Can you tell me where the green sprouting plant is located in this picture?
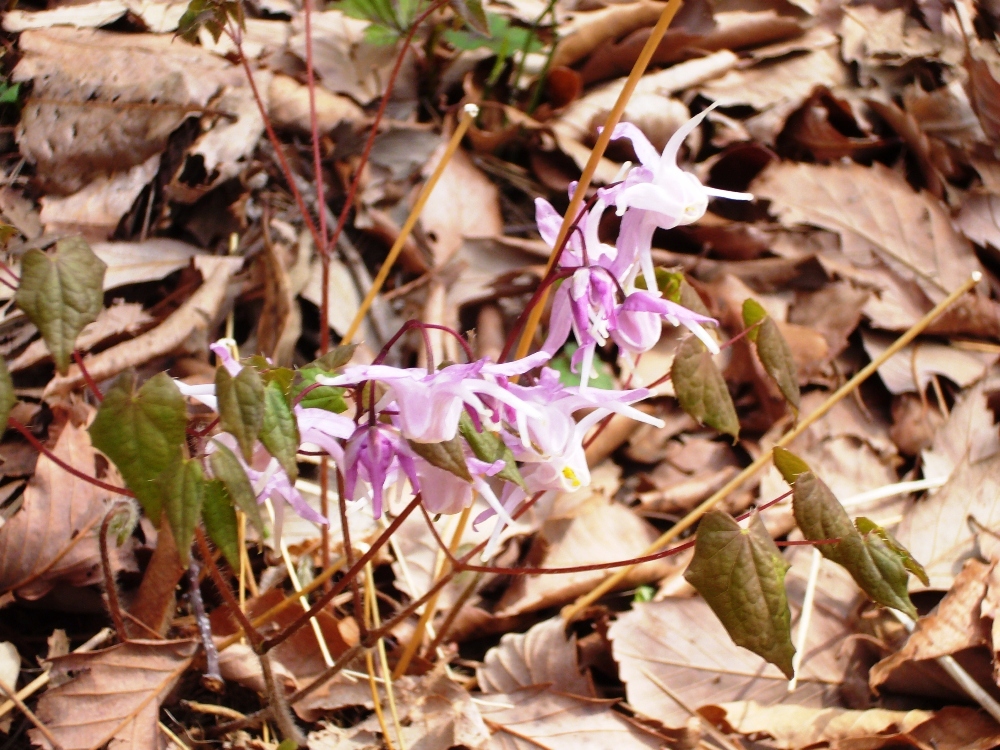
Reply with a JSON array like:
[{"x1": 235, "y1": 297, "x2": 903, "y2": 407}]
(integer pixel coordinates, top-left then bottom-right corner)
[
  {"x1": 336, "y1": 0, "x2": 488, "y2": 44},
  {"x1": 444, "y1": 12, "x2": 544, "y2": 87}
]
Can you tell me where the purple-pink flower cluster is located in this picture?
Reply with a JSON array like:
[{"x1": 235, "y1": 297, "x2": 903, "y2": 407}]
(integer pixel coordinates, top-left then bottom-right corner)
[{"x1": 178, "y1": 109, "x2": 751, "y2": 559}]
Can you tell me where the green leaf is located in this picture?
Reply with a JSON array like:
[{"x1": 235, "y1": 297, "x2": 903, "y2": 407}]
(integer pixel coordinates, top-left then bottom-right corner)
[
  {"x1": 275, "y1": 740, "x2": 299, "y2": 750},
  {"x1": 792, "y1": 472, "x2": 917, "y2": 618},
  {"x1": 203, "y1": 478, "x2": 240, "y2": 570},
  {"x1": 671, "y1": 335, "x2": 739, "y2": 439},
  {"x1": 685, "y1": 510, "x2": 795, "y2": 678},
  {"x1": 450, "y1": 0, "x2": 489, "y2": 34},
  {"x1": 443, "y1": 13, "x2": 543, "y2": 55},
  {"x1": 458, "y1": 411, "x2": 526, "y2": 490},
  {"x1": 741, "y1": 298, "x2": 767, "y2": 342},
  {"x1": 292, "y1": 367, "x2": 348, "y2": 414},
  {"x1": 310, "y1": 344, "x2": 358, "y2": 372},
  {"x1": 856, "y1": 517, "x2": 930, "y2": 587},
  {"x1": 241, "y1": 355, "x2": 295, "y2": 395},
  {"x1": 15, "y1": 237, "x2": 106, "y2": 374},
  {"x1": 742, "y1": 299, "x2": 800, "y2": 411},
  {"x1": 0, "y1": 357, "x2": 16, "y2": 433},
  {"x1": 549, "y1": 341, "x2": 614, "y2": 390},
  {"x1": 633, "y1": 585, "x2": 655, "y2": 603},
  {"x1": 407, "y1": 436, "x2": 472, "y2": 482},
  {"x1": 209, "y1": 440, "x2": 268, "y2": 538},
  {"x1": 0, "y1": 82, "x2": 20, "y2": 106},
  {"x1": 773, "y1": 447, "x2": 811, "y2": 485},
  {"x1": 216, "y1": 365, "x2": 265, "y2": 461},
  {"x1": 159, "y1": 454, "x2": 205, "y2": 567},
  {"x1": 89, "y1": 372, "x2": 187, "y2": 522},
  {"x1": 260, "y1": 380, "x2": 299, "y2": 482}
]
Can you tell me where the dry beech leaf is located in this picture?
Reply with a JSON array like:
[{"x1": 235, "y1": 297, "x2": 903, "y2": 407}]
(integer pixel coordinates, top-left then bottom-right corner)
[
  {"x1": 870, "y1": 558, "x2": 992, "y2": 696},
  {"x1": 753, "y1": 161, "x2": 979, "y2": 301},
  {"x1": 896, "y1": 376, "x2": 1000, "y2": 590},
  {"x1": 609, "y1": 547, "x2": 854, "y2": 728},
  {"x1": 551, "y1": 0, "x2": 668, "y2": 69},
  {"x1": 477, "y1": 686, "x2": 663, "y2": 749},
  {"x1": 267, "y1": 74, "x2": 364, "y2": 135},
  {"x1": 861, "y1": 330, "x2": 995, "y2": 395},
  {"x1": 957, "y1": 192, "x2": 1000, "y2": 250},
  {"x1": 478, "y1": 616, "x2": 593, "y2": 697},
  {"x1": 495, "y1": 495, "x2": 673, "y2": 616},
  {"x1": 216, "y1": 641, "x2": 297, "y2": 696},
  {"x1": 0, "y1": 419, "x2": 130, "y2": 601},
  {"x1": 12, "y1": 27, "x2": 243, "y2": 194},
  {"x1": 418, "y1": 147, "x2": 503, "y2": 267},
  {"x1": 31, "y1": 639, "x2": 196, "y2": 750},
  {"x1": 310, "y1": 669, "x2": 491, "y2": 750}
]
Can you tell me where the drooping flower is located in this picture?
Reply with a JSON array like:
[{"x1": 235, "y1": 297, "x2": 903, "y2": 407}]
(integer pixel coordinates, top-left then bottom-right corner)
[
  {"x1": 318, "y1": 353, "x2": 550, "y2": 444},
  {"x1": 342, "y1": 424, "x2": 420, "y2": 519},
  {"x1": 603, "y1": 105, "x2": 754, "y2": 292}
]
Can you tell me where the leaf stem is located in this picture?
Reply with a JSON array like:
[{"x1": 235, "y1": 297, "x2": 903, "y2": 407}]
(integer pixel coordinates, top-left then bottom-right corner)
[
  {"x1": 7, "y1": 418, "x2": 134, "y2": 497},
  {"x1": 100, "y1": 503, "x2": 131, "y2": 642},
  {"x1": 187, "y1": 558, "x2": 224, "y2": 692},
  {"x1": 73, "y1": 350, "x2": 103, "y2": 402}
]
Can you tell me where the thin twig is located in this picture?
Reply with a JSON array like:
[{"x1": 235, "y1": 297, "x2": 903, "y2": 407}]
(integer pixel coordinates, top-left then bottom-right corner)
[
  {"x1": 0, "y1": 676, "x2": 64, "y2": 750},
  {"x1": 99, "y1": 503, "x2": 131, "y2": 642},
  {"x1": 188, "y1": 558, "x2": 224, "y2": 692}
]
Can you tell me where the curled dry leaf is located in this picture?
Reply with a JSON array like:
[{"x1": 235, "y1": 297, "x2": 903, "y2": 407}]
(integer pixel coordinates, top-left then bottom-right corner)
[
  {"x1": 31, "y1": 639, "x2": 196, "y2": 750},
  {"x1": 0, "y1": 419, "x2": 131, "y2": 601},
  {"x1": 44, "y1": 255, "x2": 240, "y2": 396},
  {"x1": 478, "y1": 686, "x2": 663, "y2": 749},
  {"x1": 752, "y1": 161, "x2": 980, "y2": 302},
  {"x1": 870, "y1": 558, "x2": 993, "y2": 699},
  {"x1": 861, "y1": 329, "x2": 995, "y2": 395},
  {"x1": 267, "y1": 73, "x2": 365, "y2": 135},
  {"x1": 478, "y1": 616, "x2": 593, "y2": 697}
]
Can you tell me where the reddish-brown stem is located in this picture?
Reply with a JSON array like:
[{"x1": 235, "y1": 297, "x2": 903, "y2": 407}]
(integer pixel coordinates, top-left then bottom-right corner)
[
  {"x1": 73, "y1": 350, "x2": 103, "y2": 402},
  {"x1": 0, "y1": 276, "x2": 15, "y2": 292},
  {"x1": 320, "y1": 458, "x2": 331, "y2": 590},
  {"x1": 100, "y1": 503, "x2": 131, "y2": 641},
  {"x1": 325, "y1": 0, "x2": 449, "y2": 262},
  {"x1": 8, "y1": 418, "x2": 134, "y2": 497},
  {"x1": 0, "y1": 259, "x2": 19, "y2": 285},
  {"x1": 260, "y1": 494, "x2": 423, "y2": 653},
  {"x1": 235, "y1": 50, "x2": 323, "y2": 252},
  {"x1": 719, "y1": 319, "x2": 764, "y2": 352},
  {"x1": 196, "y1": 529, "x2": 305, "y2": 744}
]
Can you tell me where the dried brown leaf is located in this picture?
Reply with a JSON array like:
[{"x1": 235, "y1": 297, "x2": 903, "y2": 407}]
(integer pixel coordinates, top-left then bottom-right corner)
[
  {"x1": 861, "y1": 330, "x2": 995, "y2": 395},
  {"x1": 870, "y1": 559, "x2": 992, "y2": 695},
  {"x1": 477, "y1": 686, "x2": 663, "y2": 749},
  {"x1": 752, "y1": 161, "x2": 980, "y2": 301},
  {"x1": 957, "y1": 192, "x2": 1000, "y2": 251},
  {"x1": 478, "y1": 616, "x2": 593, "y2": 697},
  {"x1": 0, "y1": 419, "x2": 130, "y2": 600},
  {"x1": 31, "y1": 639, "x2": 196, "y2": 750},
  {"x1": 609, "y1": 548, "x2": 854, "y2": 728},
  {"x1": 267, "y1": 73, "x2": 365, "y2": 134},
  {"x1": 12, "y1": 27, "x2": 242, "y2": 194}
]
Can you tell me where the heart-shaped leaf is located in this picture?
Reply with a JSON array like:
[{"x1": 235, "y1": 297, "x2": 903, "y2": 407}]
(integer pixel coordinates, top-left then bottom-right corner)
[
  {"x1": 792, "y1": 471, "x2": 917, "y2": 617},
  {"x1": 671, "y1": 335, "x2": 739, "y2": 439},
  {"x1": 209, "y1": 440, "x2": 267, "y2": 538},
  {"x1": 450, "y1": 0, "x2": 489, "y2": 34},
  {"x1": 407, "y1": 436, "x2": 473, "y2": 482},
  {"x1": 202, "y1": 478, "x2": 240, "y2": 570},
  {"x1": 459, "y1": 412, "x2": 526, "y2": 490},
  {"x1": 159, "y1": 455, "x2": 205, "y2": 566},
  {"x1": 15, "y1": 237, "x2": 106, "y2": 374},
  {"x1": 856, "y1": 517, "x2": 929, "y2": 587},
  {"x1": 685, "y1": 509, "x2": 795, "y2": 677},
  {"x1": 216, "y1": 365, "x2": 265, "y2": 461},
  {"x1": 89, "y1": 372, "x2": 187, "y2": 521},
  {"x1": 743, "y1": 299, "x2": 800, "y2": 411},
  {"x1": 260, "y1": 380, "x2": 299, "y2": 482},
  {"x1": 310, "y1": 344, "x2": 358, "y2": 372},
  {"x1": 0, "y1": 357, "x2": 16, "y2": 433}
]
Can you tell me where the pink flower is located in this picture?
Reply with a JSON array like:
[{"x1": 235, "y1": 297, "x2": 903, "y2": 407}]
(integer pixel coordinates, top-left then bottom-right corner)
[
  {"x1": 342, "y1": 424, "x2": 420, "y2": 519},
  {"x1": 319, "y1": 354, "x2": 549, "y2": 443}
]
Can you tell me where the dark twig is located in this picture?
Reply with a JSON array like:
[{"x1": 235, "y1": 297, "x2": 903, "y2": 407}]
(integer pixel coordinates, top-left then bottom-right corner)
[
  {"x1": 188, "y1": 558, "x2": 223, "y2": 692},
  {"x1": 99, "y1": 502, "x2": 133, "y2": 642}
]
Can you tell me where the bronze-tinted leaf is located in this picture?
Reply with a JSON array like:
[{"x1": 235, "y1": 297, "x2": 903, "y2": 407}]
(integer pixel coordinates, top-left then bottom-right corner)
[
  {"x1": 671, "y1": 335, "x2": 739, "y2": 439},
  {"x1": 793, "y1": 471, "x2": 917, "y2": 617},
  {"x1": 202, "y1": 478, "x2": 239, "y2": 570},
  {"x1": 0, "y1": 357, "x2": 15, "y2": 433},
  {"x1": 159, "y1": 454, "x2": 205, "y2": 566},
  {"x1": 260, "y1": 379, "x2": 299, "y2": 482},
  {"x1": 209, "y1": 440, "x2": 267, "y2": 538},
  {"x1": 407, "y1": 436, "x2": 472, "y2": 482},
  {"x1": 685, "y1": 510, "x2": 795, "y2": 677}
]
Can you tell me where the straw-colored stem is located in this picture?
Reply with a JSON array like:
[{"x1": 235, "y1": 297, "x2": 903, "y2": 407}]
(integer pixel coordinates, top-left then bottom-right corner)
[
  {"x1": 367, "y1": 560, "x2": 405, "y2": 750},
  {"x1": 512, "y1": 0, "x2": 684, "y2": 361},
  {"x1": 392, "y1": 506, "x2": 471, "y2": 678},
  {"x1": 563, "y1": 273, "x2": 982, "y2": 621},
  {"x1": 342, "y1": 105, "x2": 479, "y2": 344},
  {"x1": 364, "y1": 562, "x2": 398, "y2": 750}
]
